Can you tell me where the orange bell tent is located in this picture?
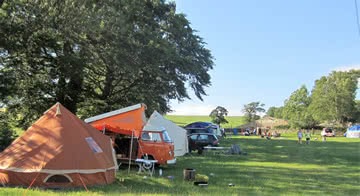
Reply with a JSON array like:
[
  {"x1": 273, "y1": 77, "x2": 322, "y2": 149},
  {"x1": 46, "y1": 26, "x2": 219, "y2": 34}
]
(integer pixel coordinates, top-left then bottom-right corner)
[{"x1": 0, "y1": 103, "x2": 117, "y2": 188}]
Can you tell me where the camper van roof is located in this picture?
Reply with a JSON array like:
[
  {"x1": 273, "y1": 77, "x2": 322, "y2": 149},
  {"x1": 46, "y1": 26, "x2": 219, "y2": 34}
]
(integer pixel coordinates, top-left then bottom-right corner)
[{"x1": 85, "y1": 104, "x2": 144, "y2": 123}]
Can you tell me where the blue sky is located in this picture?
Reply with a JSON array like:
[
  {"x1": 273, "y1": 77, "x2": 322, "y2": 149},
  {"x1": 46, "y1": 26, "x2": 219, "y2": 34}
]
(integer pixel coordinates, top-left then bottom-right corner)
[{"x1": 169, "y1": 0, "x2": 360, "y2": 116}]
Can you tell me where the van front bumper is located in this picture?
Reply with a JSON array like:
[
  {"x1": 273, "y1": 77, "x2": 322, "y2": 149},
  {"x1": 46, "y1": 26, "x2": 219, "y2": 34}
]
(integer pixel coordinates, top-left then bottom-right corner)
[{"x1": 167, "y1": 158, "x2": 176, "y2": 164}]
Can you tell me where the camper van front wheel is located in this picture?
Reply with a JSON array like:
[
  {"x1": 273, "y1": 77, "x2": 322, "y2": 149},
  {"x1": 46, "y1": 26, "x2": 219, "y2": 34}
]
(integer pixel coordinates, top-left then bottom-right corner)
[{"x1": 141, "y1": 155, "x2": 154, "y2": 170}]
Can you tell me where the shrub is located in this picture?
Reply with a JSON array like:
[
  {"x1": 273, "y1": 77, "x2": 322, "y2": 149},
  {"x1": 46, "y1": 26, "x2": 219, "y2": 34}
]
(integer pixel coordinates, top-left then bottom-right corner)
[{"x1": 195, "y1": 174, "x2": 209, "y2": 182}]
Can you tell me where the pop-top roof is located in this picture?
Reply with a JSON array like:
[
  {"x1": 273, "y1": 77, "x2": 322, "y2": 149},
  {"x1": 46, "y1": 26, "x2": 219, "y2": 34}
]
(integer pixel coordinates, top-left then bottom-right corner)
[
  {"x1": 84, "y1": 104, "x2": 147, "y2": 137},
  {"x1": 85, "y1": 104, "x2": 143, "y2": 123}
]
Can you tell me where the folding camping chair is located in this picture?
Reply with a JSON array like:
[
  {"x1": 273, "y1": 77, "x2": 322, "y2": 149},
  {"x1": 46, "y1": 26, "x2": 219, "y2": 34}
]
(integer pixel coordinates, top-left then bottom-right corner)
[{"x1": 135, "y1": 158, "x2": 158, "y2": 177}]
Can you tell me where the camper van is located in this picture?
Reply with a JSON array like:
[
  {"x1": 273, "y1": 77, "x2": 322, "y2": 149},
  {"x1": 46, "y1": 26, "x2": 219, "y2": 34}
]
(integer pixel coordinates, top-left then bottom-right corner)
[{"x1": 84, "y1": 104, "x2": 176, "y2": 167}]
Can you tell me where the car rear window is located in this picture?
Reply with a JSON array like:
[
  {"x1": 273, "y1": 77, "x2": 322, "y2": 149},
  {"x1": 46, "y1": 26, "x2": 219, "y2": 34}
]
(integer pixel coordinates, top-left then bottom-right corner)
[{"x1": 198, "y1": 135, "x2": 208, "y2": 140}]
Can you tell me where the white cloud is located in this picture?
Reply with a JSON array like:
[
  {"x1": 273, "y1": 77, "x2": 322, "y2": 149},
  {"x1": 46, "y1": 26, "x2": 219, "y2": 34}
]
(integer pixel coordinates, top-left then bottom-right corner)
[{"x1": 168, "y1": 104, "x2": 216, "y2": 115}]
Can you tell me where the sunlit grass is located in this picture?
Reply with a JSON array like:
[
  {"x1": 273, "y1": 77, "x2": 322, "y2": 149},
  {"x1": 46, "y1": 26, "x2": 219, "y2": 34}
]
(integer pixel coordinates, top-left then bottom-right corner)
[{"x1": 1, "y1": 135, "x2": 359, "y2": 196}]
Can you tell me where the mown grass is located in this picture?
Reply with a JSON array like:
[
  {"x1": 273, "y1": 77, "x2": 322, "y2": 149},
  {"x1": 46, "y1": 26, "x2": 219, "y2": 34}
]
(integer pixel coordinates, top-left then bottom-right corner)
[
  {"x1": 1, "y1": 135, "x2": 359, "y2": 196},
  {"x1": 165, "y1": 115, "x2": 247, "y2": 128}
]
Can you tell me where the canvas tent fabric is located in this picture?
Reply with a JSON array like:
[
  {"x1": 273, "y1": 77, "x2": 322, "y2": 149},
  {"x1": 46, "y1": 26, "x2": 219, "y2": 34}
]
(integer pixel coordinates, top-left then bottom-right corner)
[
  {"x1": 85, "y1": 104, "x2": 147, "y2": 138},
  {"x1": 0, "y1": 103, "x2": 117, "y2": 187},
  {"x1": 347, "y1": 125, "x2": 360, "y2": 138},
  {"x1": 145, "y1": 111, "x2": 188, "y2": 156},
  {"x1": 143, "y1": 123, "x2": 165, "y2": 132}
]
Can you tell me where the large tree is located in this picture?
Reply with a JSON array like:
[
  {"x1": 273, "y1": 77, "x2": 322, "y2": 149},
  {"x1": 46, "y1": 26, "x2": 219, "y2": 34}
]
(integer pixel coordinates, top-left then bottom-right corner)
[
  {"x1": 209, "y1": 106, "x2": 229, "y2": 125},
  {"x1": 242, "y1": 102, "x2": 265, "y2": 123},
  {"x1": 267, "y1": 106, "x2": 284, "y2": 119},
  {"x1": 0, "y1": 0, "x2": 214, "y2": 127},
  {"x1": 309, "y1": 71, "x2": 358, "y2": 125},
  {"x1": 266, "y1": 107, "x2": 277, "y2": 117},
  {"x1": 353, "y1": 100, "x2": 360, "y2": 123},
  {"x1": 282, "y1": 85, "x2": 317, "y2": 129}
]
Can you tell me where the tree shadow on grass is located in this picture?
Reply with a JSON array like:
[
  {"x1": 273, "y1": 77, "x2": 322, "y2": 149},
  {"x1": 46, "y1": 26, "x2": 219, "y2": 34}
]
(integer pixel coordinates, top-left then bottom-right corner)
[
  {"x1": 87, "y1": 136, "x2": 360, "y2": 196},
  {"x1": 221, "y1": 136, "x2": 360, "y2": 166},
  {"x1": 189, "y1": 136, "x2": 360, "y2": 195}
]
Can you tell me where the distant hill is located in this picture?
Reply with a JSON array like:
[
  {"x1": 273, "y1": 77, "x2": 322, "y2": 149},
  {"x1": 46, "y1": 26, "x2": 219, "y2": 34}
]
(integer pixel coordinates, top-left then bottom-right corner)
[{"x1": 164, "y1": 115, "x2": 247, "y2": 128}]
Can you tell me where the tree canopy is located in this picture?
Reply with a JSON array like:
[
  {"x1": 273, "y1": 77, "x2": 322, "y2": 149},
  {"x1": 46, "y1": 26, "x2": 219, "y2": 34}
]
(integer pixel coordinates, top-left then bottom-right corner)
[
  {"x1": 209, "y1": 106, "x2": 229, "y2": 125},
  {"x1": 0, "y1": 0, "x2": 214, "y2": 128},
  {"x1": 266, "y1": 106, "x2": 284, "y2": 119},
  {"x1": 309, "y1": 71, "x2": 358, "y2": 125},
  {"x1": 267, "y1": 70, "x2": 360, "y2": 128},
  {"x1": 242, "y1": 102, "x2": 265, "y2": 123},
  {"x1": 282, "y1": 85, "x2": 316, "y2": 129}
]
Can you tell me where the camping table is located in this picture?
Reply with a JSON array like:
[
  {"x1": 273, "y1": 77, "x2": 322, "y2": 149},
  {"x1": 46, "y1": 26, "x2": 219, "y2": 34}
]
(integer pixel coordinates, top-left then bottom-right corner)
[
  {"x1": 135, "y1": 159, "x2": 158, "y2": 177},
  {"x1": 203, "y1": 146, "x2": 226, "y2": 150}
]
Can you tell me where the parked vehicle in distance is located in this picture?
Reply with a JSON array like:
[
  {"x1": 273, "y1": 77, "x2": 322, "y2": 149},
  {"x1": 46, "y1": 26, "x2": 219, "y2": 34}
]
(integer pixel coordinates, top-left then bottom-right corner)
[
  {"x1": 188, "y1": 133, "x2": 219, "y2": 154},
  {"x1": 186, "y1": 127, "x2": 214, "y2": 135},
  {"x1": 322, "y1": 128, "x2": 336, "y2": 137},
  {"x1": 184, "y1": 121, "x2": 222, "y2": 137}
]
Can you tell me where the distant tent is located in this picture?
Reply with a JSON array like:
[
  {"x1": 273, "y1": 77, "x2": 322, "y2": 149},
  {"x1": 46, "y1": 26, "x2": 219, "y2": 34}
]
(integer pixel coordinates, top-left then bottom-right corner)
[
  {"x1": 238, "y1": 117, "x2": 288, "y2": 130},
  {"x1": 145, "y1": 111, "x2": 189, "y2": 156},
  {"x1": 0, "y1": 103, "x2": 117, "y2": 188},
  {"x1": 346, "y1": 125, "x2": 360, "y2": 138}
]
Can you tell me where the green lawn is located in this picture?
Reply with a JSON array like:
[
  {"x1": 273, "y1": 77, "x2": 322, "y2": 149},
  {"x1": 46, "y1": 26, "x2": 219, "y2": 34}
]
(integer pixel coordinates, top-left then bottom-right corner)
[
  {"x1": 1, "y1": 135, "x2": 360, "y2": 196},
  {"x1": 165, "y1": 115, "x2": 247, "y2": 128}
]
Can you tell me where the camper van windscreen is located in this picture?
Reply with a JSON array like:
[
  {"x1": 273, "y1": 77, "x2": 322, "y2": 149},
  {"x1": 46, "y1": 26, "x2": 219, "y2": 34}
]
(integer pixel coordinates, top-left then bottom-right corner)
[{"x1": 162, "y1": 130, "x2": 172, "y2": 143}]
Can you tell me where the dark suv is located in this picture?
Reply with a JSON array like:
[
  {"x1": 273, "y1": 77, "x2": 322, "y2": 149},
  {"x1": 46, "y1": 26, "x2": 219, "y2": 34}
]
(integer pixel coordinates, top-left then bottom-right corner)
[
  {"x1": 186, "y1": 127, "x2": 214, "y2": 135},
  {"x1": 185, "y1": 122, "x2": 217, "y2": 135},
  {"x1": 188, "y1": 133, "x2": 219, "y2": 154}
]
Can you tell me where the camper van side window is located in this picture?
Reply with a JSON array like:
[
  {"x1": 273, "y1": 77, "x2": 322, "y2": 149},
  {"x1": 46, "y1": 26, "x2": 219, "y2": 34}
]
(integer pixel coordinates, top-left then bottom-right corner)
[
  {"x1": 142, "y1": 132, "x2": 162, "y2": 142},
  {"x1": 150, "y1": 133, "x2": 162, "y2": 142},
  {"x1": 142, "y1": 132, "x2": 151, "y2": 141}
]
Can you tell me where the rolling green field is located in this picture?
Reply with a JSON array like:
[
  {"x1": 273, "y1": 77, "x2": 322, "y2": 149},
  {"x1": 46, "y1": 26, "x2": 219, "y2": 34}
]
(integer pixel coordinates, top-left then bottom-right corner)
[
  {"x1": 1, "y1": 134, "x2": 359, "y2": 196},
  {"x1": 165, "y1": 115, "x2": 247, "y2": 128}
]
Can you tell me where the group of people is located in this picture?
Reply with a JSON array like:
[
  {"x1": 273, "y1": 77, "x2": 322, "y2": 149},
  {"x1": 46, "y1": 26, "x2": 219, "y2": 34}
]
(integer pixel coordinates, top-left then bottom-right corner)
[
  {"x1": 239, "y1": 127, "x2": 331, "y2": 144},
  {"x1": 259, "y1": 130, "x2": 280, "y2": 140},
  {"x1": 297, "y1": 129, "x2": 312, "y2": 144}
]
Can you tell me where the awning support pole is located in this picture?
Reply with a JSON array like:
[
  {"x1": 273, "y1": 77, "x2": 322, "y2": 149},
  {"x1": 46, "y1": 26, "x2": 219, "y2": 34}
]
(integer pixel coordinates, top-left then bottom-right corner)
[{"x1": 128, "y1": 130, "x2": 134, "y2": 173}]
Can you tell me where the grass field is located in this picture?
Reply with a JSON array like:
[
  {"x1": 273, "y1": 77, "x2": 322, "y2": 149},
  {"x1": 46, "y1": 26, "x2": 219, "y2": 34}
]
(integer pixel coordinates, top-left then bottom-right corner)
[
  {"x1": 1, "y1": 134, "x2": 359, "y2": 196},
  {"x1": 165, "y1": 115, "x2": 247, "y2": 128}
]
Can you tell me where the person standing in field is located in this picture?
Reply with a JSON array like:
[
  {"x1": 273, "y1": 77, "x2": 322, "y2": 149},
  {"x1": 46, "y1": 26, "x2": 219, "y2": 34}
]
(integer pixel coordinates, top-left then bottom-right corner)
[
  {"x1": 321, "y1": 128, "x2": 327, "y2": 142},
  {"x1": 297, "y1": 129, "x2": 303, "y2": 144},
  {"x1": 258, "y1": 128, "x2": 262, "y2": 137},
  {"x1": 305, "y1": 129, "x2": 311, "y2": 144}
]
